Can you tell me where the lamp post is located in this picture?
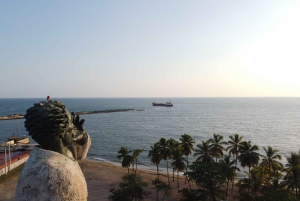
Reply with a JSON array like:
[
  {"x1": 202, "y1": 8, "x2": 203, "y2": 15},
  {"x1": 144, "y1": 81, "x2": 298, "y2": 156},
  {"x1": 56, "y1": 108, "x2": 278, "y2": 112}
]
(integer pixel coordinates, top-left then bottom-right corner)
[{"x1": 5, "y1": 149, "x2": 7, "y2": 175}]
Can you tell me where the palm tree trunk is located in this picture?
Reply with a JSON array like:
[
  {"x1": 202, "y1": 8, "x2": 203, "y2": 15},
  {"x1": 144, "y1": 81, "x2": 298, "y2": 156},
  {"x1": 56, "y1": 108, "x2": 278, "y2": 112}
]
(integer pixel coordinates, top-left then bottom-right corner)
[
  {"x1": 135, "y1": 160, "x2": 137, "y2": 174},
  {"x1": 185, "y1": 156, "x2": 188, "y2": 184},
  {"x1": 231, "y1": 177, "x2": 235, "y2": 194},
  {"x1": 186, "y1": 156, "x2": 192, "y2": 189},
  {"x1": 166, "y1": 159, "x2": 170, "y2": 185},
  {"x1": 157, "y1": 164, "x2": 159, "y2": 180},
  {"x1": 232, "y1": 154, "x2": 238, "y2": 194},
  {"x1": 249, "y1": 166, "x2": 251, "y2": 178},
  {"x1": 177, "y1": 171, "x2": 179, "y2": 188},
  {"x1": 226, "y1": 180, "x2": 229, "y2": 197},
  {"x1": 187, "y1": 173, "x2": 191, "y2": 190},
  {"x1": 173, "y1": 168, "x2": 175, "y2": 182}
]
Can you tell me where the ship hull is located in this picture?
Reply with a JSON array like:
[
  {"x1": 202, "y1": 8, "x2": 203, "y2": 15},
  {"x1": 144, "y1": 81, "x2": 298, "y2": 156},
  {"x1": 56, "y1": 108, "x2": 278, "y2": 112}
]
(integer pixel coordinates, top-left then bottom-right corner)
[{"x1": 152, "y1": 103, "x2": 173, "y2": 107}]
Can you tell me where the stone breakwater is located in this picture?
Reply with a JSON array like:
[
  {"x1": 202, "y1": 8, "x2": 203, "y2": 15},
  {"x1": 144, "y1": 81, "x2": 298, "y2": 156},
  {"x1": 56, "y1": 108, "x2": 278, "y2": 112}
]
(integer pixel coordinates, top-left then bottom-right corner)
[
  {"x1": 73, "y1": 109, "x2": 134, "y2": 115},
  {"x1": 0, "y1": 109, "x2": 136, "y2": 121},
  {"x1": 0, "y1": 114, "x2": 24, "y2": 121}
]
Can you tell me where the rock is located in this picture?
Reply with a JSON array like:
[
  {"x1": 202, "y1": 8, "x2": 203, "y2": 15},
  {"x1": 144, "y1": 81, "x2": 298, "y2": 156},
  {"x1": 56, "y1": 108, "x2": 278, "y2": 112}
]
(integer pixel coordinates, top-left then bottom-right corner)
[{"x1": 15, "y1": 147, "x2": 88, "y2": 201}]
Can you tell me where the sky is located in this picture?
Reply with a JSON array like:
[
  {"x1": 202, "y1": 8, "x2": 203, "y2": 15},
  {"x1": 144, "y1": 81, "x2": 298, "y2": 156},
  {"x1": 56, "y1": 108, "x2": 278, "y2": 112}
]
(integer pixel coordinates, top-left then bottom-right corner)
[{"x1": 0, "y1": 1, "x2": 299, "y2": 98}]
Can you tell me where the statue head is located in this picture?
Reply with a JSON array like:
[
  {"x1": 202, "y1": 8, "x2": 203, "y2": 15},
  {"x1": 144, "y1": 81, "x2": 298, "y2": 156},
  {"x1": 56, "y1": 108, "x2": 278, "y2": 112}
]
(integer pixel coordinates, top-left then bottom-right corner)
[{"x1": 24, "y1": 100, "x2": 89, "y2": 159}]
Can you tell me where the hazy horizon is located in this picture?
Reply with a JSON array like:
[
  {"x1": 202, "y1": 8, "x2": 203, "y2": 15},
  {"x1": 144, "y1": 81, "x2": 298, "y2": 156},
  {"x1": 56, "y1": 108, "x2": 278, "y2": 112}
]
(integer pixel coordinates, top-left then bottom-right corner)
[
  {"x1": 1, "y1": 1, "x2": 299, "y2": 98},
  {"x1": 1, "y1": 96, "x2": 299, "y2": 99}
]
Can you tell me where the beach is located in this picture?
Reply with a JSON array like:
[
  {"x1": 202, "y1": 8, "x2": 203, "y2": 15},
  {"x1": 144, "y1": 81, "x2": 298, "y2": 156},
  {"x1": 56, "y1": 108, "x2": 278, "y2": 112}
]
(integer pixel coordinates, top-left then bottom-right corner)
[{"x1": 0, "y1": 159, "x2": 193, "y2": 201}]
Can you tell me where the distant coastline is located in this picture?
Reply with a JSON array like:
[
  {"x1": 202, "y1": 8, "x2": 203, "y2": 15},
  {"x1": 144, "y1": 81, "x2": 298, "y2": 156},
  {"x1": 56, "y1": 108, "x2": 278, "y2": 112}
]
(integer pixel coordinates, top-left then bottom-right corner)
[{"x1": 0, "y1": 109, "x2": 136, "y2": 121}]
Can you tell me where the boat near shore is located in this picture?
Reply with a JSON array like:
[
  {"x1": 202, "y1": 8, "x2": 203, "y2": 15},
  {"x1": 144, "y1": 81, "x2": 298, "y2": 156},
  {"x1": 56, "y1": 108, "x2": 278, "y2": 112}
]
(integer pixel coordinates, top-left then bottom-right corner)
[
  {"x1": 0, "y1": 134, "x2": 31, "y2": 153},
  {"x1": 152, "y1": 101, "x2": 173, "y2": 107}
]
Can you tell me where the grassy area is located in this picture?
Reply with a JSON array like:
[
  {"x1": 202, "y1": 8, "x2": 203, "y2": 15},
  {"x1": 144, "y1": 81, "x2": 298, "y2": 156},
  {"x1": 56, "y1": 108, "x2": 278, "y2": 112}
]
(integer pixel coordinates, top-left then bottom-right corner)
[{"x1": 0, "y1": 164, "x2": 24, "y2": 184}]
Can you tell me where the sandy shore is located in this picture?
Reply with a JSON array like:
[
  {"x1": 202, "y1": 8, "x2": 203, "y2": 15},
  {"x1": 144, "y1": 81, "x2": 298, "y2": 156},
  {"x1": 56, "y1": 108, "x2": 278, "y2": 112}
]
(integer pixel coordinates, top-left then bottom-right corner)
[{"x1": 0, "y1": 159, "x2": 239, "y2": 201}]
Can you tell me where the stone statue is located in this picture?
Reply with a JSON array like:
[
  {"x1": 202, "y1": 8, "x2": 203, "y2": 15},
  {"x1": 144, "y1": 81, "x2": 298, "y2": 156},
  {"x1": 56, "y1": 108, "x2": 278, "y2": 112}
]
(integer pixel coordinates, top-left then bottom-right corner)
[{"x1": 15, "y1": 100, "x2": 91, "y2": 201}]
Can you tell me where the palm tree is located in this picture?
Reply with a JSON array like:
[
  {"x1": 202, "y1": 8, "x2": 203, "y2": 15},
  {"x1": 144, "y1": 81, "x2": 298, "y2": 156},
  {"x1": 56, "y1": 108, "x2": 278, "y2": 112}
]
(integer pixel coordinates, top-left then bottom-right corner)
[
  {"x1": 236, "y1": 167, "x2": 265, "y2": 197},
  {"x1": 179, "y1": 133, "x2": 195, "y2": 168},
  {"x1": 171, "y1": 146, "x2": 186, "y2": 188},
  {"x1": 282, "y1": 167, "x2": 300, "y2": 198},
  {"x1": 132, "y1": 148, "x2": 144, "y2": 174},
  {"x1": 219, "y1": 155, "x2": 240, "y2": 197},
  {"x1": 117, "y1": 147, "x2": 133, "y2": 173},
  {"x1": 179, "y1": 133, "x2": 195, "y2": 187},
  {"x1": 226, "y1": 133, "x2": 243, "y2": 194},
  {"x1": 227, "y1": 133, "x2": 243, "y2": 164},
  {"x1": 238, "y1": 141, "x2": 260, "y2": 177},
  {"x1": 194, "y1": 140, "x2": 214, "y2": 163},
  {"x1": 148, "y1": 142, "x2": 162, "y2": 180},
  {"x1": 168, "y1": 139, "x2": 180, "y2": 182},
  {"x1": 209, "y1": 133, "x2": 227, "y2": 162},
  {"x1": 260, "y1": 146, "x2": 283, "y2": 174},
  {"x1": 282, "y1": 152, "x2": 300, "y2": 198},
  {"x1": 285, "y1": 152, "x2": 300, "y2": 170},
  {"x1": 158, "y1": 137, "x2": 172, "y2": 184}
]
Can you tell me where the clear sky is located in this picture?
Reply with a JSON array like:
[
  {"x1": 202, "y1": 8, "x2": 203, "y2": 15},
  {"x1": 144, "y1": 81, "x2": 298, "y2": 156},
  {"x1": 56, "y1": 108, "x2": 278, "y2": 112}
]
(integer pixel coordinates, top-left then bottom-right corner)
[{"x1": 1, "y1": 1, "x2": 299, "y2": 98}]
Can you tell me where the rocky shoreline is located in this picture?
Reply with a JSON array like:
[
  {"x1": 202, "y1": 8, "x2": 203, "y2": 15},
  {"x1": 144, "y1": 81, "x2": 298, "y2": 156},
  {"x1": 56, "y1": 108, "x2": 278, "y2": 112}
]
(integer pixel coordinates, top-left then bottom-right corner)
[{"x1": 0, "y1": 109, "x2": 137, "y2": 121}]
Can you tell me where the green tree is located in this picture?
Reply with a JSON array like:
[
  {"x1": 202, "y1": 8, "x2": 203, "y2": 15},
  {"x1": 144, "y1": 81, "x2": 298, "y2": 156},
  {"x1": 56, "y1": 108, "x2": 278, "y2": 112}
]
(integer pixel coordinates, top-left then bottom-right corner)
[
  {"x1": 179, "y1": 188, "x2": 202, "y2": 201},
  {"x1": 117, "y1": 147, "x2": 133, "y2": 173},
  {"x1": 282, "y1": 168, "x2": 300, "y2": 199},
  {"x1": 226, "y1": 133, "x2": 243, "y2": 194},
  {"x1": 255, "y1": 189, "x2": 294, "y2": 201},
  {"x1": 179, "y1": 133, "x2": 195, "y2": 168},
  {"x1": 260, "y1": 146, "x2": 283, "y2": 174},
  {"x1": 179, "y1": 133, "x2": 195, "y2": 187},
  {"x1": 227, "y1": 133, "x2": 244, "y2": 163},
  {"x1": 194, "y1": 140, "x2": 214, "y2": 163},
  {"x1": 285, "y1": 152, "x2": 300, "y2": 170},
  {"x1": 168, "y1": 139, "x2": 180, "y2": 182},
  {"x1": 187, "y1": 161, "x2": 226, "y2": 201},
  {"x1": 281, "y1": 152, "x2": 300, "y2": 198},
  {"x1": 238, "y1": 141, "x2": 260, "y2": 176},
  {"x1": 209, "y1": 133, "x2": 227, "y2": 162},
  {"x1": 158, "y1": 137, "x2": 172, "y2": 185},
  {"x1": 171, "y1": 146, "x2": 186, "y2": 188},
  {"x1": 108, "y1": 174, "x2": 149, "y2": 201},
  {"x1": 236, "y1": 167, "x2": 265, "y2": 197},
  {"x1": 219, "y1": 155, "x2": 239, "y2": 197},
  {"x1": 152, "y1": 178, "x2": 172, "y2": 201},
  {"x1": 148, "y1": 142, "x2": 162, "y2": 180},
  {"x1": 132, "y1": 149, "x2": 144, "y2": 174}
]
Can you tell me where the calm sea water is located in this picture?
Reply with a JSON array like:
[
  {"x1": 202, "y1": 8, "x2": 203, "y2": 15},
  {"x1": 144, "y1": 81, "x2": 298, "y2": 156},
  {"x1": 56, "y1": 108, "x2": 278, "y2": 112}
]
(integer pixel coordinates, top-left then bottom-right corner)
[{"x1": 0, "y1": 98, "x2": 299, "y2": 173}]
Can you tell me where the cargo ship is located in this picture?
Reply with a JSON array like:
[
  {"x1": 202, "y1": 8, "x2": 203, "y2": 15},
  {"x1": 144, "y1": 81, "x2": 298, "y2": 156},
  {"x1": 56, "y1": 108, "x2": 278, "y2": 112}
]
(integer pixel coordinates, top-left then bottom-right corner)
[{"x1": 152, "y1": 101, "x2": 173, "y2": 107}]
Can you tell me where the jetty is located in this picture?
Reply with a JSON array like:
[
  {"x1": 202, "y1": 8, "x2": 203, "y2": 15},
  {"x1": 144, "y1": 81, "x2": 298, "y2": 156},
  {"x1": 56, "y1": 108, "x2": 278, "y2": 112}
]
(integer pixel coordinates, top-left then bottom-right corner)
[
  {"x1": 0, "y1": 114, "x2": 24, "y2": 121},
  {"x1": 0, "y1": 109, "x2": 137, "y2": 121},
  {"x1": 73, "y1": 109, "x2": 134, "y2": 115}
]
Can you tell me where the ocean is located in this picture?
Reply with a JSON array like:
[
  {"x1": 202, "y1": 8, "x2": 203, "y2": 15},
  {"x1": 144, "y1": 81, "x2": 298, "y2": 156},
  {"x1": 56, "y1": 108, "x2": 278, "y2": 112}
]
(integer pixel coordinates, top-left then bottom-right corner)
[{"x1": 0, "y1": 98, "x2": 299, "y2": 174}]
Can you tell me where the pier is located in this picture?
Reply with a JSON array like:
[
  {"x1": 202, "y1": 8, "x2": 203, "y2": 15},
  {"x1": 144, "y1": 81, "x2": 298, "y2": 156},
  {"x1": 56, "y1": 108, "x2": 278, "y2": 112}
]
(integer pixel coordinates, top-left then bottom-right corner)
[{"x1": 0, "y1": 109, "x2": 136, "y2": 121}]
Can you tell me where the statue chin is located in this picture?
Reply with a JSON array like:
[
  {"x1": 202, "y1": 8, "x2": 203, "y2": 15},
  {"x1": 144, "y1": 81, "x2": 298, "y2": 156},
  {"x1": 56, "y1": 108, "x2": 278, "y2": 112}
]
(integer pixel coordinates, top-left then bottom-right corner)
[{"x1": 69, "y1": 133, "x2": 91, "y2": 162}]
